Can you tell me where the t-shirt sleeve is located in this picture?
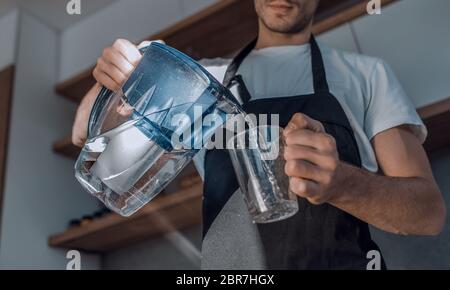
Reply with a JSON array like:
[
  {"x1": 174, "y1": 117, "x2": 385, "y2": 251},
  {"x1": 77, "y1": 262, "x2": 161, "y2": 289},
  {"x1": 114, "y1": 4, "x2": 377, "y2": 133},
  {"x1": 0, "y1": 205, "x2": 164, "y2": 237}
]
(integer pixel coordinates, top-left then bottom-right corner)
[{"x1": 364, "y1": 59, "x2": 427, "y2": 143}]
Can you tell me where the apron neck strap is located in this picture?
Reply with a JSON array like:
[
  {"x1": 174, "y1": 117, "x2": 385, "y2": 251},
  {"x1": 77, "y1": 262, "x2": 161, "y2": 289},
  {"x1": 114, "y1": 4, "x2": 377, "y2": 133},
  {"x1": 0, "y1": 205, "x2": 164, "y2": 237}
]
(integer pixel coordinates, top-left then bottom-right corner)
[
  {"x1": 223, "y1": 38, "x2": 257, "y2": 88},
  {"x1": 310, "y1": 35, "x2": 329, "y2": 94},
  {"x1": 223, "y1": 34, "x2": 330, "y2": 94}
]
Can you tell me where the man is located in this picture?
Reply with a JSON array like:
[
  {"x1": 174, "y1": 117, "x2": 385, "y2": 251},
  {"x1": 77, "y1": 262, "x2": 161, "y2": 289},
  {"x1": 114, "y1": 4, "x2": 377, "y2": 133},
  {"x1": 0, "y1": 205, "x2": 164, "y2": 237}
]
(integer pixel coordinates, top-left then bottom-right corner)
[{"x1": 72, "y1": 0, "x2": 446, "y2": 269}]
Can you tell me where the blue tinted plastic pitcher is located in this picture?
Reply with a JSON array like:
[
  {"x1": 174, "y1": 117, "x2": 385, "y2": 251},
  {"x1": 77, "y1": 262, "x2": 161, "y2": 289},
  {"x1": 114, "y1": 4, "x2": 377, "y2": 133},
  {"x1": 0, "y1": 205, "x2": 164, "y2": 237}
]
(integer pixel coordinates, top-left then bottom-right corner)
[{"x1": 75, "y1": 42, "x2": 241, "y2": 216}]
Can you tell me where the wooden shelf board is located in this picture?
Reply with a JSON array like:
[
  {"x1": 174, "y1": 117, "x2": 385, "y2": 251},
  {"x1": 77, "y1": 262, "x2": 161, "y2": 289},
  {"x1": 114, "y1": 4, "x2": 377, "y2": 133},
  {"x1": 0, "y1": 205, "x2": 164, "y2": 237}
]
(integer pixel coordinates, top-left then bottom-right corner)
[
  {"x1": 56, "y1": 0, "x2": 397, "y2": 103},
  {"x1": 53, "y1": 136, "x2": 80, "y2": 159},
  {"x1": 49, "y1": 183, "x2": 203, "y2": 253},
  {"x1": 0, "y1": 66, "x2": 15, "y2": 226},
  {"x1": 418, "y1": 97, "x2": 450, "y2": 153}
]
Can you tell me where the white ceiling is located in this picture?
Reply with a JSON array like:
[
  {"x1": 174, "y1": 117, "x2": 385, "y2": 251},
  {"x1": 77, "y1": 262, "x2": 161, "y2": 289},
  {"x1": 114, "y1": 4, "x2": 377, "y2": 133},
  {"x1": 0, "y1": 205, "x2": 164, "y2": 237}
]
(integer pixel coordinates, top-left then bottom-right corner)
[{"x1": 0, "y1": 0, "x2": 118, "y2": 31}]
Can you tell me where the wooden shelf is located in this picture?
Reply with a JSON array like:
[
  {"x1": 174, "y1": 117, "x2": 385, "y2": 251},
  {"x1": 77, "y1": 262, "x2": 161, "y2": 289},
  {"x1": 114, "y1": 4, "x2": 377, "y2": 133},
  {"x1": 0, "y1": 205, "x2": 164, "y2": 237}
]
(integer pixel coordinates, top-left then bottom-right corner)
[
  {"x1": 418, "y1": 97, "x2": 450, "y2": 153},
  {"x1": 1, "y1": 66, "x2": 15, "y2": 215},
  {"x1": 49, "y1": 183, "x2": 203, "y2": 253},
  {"x1": 55, "y1": 0, "x2": 397, "y2": 103},
  {"x1": 53, "y1": 136, "x2": 80, "y2": 159}
]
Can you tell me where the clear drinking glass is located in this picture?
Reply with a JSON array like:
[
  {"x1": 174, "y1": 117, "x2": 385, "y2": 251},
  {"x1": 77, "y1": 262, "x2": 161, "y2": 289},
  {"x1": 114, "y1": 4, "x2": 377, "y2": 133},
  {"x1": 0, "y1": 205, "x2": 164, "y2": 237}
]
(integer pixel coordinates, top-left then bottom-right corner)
[{"x1": 228, "y1": 126, "x2": 299, "y2": 223}]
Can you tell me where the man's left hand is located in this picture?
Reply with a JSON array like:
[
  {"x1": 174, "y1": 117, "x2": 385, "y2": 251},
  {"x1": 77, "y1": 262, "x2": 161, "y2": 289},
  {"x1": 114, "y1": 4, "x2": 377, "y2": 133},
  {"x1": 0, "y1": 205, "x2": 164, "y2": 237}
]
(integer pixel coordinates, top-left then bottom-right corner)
[{"x1": 283, "y1": 113, "x2": 341, "y2": 205}]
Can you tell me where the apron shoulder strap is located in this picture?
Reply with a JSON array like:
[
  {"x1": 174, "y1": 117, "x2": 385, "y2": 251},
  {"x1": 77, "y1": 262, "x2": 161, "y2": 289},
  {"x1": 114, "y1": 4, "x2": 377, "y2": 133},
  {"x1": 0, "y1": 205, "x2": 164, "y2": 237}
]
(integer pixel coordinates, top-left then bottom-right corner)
[
  {"x1": 309, "y1": 36, "x2": 329, "y2": 94},
  {"x1": 223, "y1": 39, "x2": 257, "y2": 88}
]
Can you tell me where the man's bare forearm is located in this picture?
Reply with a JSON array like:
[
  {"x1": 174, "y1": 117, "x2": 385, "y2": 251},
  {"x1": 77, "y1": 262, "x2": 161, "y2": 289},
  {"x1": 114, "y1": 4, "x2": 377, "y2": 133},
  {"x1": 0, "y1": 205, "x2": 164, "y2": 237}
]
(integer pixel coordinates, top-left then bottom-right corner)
[
  {"x1": 328, "y1": 162, "x2": 446, "y2": 236},
  {"x1": 72, "y1": 83, "x2": 102, "y2": 146}
]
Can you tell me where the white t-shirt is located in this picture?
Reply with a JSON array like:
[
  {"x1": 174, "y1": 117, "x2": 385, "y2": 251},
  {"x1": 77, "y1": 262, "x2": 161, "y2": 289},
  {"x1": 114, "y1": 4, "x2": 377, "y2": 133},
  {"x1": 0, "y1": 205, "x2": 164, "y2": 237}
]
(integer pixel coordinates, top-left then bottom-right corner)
[{"x1": 194, "y1": 42, "x2": 426, "y2": 175}]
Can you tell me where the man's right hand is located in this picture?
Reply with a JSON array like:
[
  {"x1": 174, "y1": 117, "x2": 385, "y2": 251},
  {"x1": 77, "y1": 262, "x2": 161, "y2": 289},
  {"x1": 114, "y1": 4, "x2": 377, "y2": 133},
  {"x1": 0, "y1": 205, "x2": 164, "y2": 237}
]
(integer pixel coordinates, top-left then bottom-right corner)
[
  {"x1": 71, "y1": 39, "x2": 151, "y2": 147},
  {"x1": 94, "y1": 39, "x2": 149, "y2": 92}
]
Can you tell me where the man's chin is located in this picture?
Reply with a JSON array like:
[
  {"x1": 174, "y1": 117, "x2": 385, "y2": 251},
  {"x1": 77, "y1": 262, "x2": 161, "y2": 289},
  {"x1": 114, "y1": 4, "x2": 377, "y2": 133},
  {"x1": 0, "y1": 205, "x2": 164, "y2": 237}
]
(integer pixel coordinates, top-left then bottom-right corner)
[{"x1": 264, "y1": 21, "x2": 304, "y2": 34}]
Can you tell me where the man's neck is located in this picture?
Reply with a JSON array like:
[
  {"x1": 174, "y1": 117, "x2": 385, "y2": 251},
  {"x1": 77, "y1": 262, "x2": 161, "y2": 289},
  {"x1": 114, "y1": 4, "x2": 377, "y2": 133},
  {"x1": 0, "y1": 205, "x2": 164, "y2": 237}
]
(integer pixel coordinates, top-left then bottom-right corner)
[{"x1": 255, "y1": 21, "x2": 312, "y2": 50}]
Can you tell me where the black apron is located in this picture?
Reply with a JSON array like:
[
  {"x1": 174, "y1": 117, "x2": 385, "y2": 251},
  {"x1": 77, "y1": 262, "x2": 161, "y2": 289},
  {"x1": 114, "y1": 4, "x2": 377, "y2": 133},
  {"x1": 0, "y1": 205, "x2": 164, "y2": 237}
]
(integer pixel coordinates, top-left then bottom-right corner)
[{"x1": 202, "y1": 36, "x2": 385, "y2": 270}]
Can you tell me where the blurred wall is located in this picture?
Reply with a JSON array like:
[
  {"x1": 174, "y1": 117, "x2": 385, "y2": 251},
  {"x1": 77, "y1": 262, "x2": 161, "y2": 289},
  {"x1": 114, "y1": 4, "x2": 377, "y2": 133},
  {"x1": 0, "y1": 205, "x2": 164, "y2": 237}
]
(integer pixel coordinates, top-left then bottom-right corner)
[
  {"x1": 0, "y1": 11, "x2": 101, "y2": 270},
  {"x1": 0, "y1": 0, "x2": 217, "y2": 270},
  {"x1": 103, "y1": 227, "x2": 202, "y2": 270},
  {"x1": 0, "y1": 9, "x2": 18, "y2": 71},
  {"x1": 371, "y1": 148, "x2": 450, "y2": 270},
  {"x1": 351, "y1": 0, "x2": 450, "y2": 107},
  {"x1": 59, "y1": 0, "x2": 217, "y2": 82}
]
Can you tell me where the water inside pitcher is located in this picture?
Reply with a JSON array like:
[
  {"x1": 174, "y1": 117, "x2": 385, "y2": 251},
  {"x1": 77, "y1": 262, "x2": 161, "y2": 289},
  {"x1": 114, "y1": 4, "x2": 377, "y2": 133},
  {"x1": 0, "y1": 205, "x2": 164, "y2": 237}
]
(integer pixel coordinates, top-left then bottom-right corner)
[{"x1": 75, "y1": 42, "x2": 243, "y2": 216}]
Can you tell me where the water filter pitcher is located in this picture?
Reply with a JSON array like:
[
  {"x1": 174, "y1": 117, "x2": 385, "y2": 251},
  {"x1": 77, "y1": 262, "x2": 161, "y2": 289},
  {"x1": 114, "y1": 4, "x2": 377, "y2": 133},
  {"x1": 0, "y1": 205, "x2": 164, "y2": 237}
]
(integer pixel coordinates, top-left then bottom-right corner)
[{"x1": 75, "y1": 42, "x2": 241, "y2": 216}]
